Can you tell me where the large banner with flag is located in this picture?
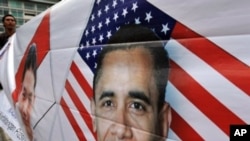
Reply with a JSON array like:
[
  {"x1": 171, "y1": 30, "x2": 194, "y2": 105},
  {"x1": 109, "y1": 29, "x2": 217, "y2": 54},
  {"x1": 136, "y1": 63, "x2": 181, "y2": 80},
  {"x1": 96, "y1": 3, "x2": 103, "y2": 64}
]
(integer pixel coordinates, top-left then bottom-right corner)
[{"x1": 0, "y1": 0, "x2": 249, "y2": 140}]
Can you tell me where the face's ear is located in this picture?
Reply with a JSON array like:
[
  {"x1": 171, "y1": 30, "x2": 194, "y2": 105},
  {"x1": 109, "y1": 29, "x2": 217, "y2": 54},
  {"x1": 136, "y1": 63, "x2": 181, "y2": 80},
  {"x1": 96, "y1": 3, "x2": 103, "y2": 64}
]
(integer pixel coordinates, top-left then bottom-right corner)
[
  {"x1": 90, "y1": 98, "x2": 97, "y2": 132},
  {"x1": 159, "y1": 102, "x2": 172, "y2": 138}
]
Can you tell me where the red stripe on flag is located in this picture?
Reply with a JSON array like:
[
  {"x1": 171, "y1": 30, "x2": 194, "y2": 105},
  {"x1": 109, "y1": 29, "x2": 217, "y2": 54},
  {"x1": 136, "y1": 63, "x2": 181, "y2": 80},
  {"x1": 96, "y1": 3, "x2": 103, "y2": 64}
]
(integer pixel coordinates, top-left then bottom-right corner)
[
  {"x1": 71, "y1": 62, "x2": 93, "y2": 99},
  {"x1": 171, "y1": 109, "x2": 204, "y2": 141},
  {"x1": 169, "y1": 60, "x2": 246, "y2": 136},
  {"x1": 172, "y1": 22, "x2": 250, "y2": 96},
  {"x1": 65, "y1": 79, "x2": 96, "y2": 137},
  {"x1": 60, "y1": 98, "x2": 87, "y2": 140}
]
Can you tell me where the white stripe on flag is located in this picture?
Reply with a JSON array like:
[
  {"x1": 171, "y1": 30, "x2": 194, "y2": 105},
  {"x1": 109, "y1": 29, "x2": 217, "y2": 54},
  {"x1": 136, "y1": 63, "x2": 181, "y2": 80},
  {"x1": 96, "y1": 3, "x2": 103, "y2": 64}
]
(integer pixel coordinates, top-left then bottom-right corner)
[
  {"x1": 208, "y1": 35, "x2": 250, "y2": 66},
  {"x1": 70, "y1": 108, "x2": 95, "y2": 141},
  {"x1": 62, "y1": 88, "x2": 95, "y2": 140},
  {"x1": 74, "y1": 52, "x2": 94, "y2": 87},
  {"x1": 166, "y1": 82, "x2": 228, "y2": 141},
  {"x1": 67, "y1": 70, "x2": 91, "y2": 114},
  {"x1": 166, "y1": 39, "x2": 250, "y2": 122},
  {"x1": 59, "y1": 103, "x2": 79, "y2": 141}
]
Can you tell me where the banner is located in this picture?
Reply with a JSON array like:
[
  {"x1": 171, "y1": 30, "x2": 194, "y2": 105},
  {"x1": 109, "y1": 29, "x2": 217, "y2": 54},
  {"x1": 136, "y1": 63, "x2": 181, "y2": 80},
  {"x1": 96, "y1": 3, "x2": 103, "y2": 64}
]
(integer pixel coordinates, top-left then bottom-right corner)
[
  {"x1": 0, "y1": 90, "x2": 25, "y2": 141},
  {"x1": 0, "y1": 0, "x2": 249, "y2": 140}
]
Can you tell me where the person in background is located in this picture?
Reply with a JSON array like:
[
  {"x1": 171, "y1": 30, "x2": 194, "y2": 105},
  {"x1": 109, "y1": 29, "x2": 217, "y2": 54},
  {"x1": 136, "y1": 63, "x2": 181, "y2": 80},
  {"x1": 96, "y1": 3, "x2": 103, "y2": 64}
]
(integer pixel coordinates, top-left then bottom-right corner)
[
  {"x1": 0, "y1": 14, "x2": 16, "y2": 50},
  {"x1": 0, "y1": 14, "x2": 16, "y2": 90},
  {"x1": 91, "y1": 24, "x2": 172, "y2": 141}
]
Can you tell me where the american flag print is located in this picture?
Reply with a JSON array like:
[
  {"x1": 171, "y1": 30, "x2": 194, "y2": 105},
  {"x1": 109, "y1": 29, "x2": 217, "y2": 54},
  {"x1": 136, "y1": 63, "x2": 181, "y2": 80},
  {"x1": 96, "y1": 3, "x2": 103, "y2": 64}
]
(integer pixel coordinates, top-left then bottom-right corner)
[
  {"x1": 59, "y1": 0, "x2": 250, "y2": 141},
  {"x1": 78, "y1": 0, "x2": 175, "y2": 72}
]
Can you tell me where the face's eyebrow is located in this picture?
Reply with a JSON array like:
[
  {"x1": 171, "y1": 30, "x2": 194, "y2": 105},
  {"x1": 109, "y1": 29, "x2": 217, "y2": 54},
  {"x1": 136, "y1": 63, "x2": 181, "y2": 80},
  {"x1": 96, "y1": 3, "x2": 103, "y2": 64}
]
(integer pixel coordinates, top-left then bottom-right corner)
[
  {"x1": 129, "y1": 91, "x2": 151, "y2": 105},
  {"x1": 98, "y1": 91, "x2": 114, "y2": 101}
]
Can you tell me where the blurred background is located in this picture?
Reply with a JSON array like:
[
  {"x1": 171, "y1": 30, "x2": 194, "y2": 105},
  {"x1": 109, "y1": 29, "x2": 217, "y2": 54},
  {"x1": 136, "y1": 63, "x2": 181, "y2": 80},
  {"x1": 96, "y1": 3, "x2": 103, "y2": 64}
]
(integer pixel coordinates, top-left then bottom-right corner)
[{"x1": 0, "y1": 0, "x2": 61, "y2": 33}]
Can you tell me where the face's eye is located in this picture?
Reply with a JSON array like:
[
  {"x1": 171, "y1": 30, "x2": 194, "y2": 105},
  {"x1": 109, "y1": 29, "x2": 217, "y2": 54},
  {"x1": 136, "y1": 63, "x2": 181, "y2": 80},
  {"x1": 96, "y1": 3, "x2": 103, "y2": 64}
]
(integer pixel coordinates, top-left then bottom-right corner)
[
  {"x1": 99, "y1": 100, "x2": 115, "y2": 113},
  {"x1": 130, "y1": 101, "x2": 146, "y2": 113},
  {"x1": 22, "y1": 92, "x2": 27, "y2": 99},
  {"x1": 28, "y1": 95, "x2": 33, "y2": 103},
  {"x1": 131, "y1": 102, "x2": 145, "y2": 110},
  {"x1": 102, "y1": 100, "x2": 113, "y2": 107}
]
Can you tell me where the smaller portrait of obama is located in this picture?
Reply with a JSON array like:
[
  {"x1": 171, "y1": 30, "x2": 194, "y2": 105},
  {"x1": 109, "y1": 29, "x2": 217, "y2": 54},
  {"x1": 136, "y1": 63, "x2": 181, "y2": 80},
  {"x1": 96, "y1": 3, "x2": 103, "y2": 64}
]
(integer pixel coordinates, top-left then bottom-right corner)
[{"x1": 91, "y1": 24, "x2": 172, "y2": 141}]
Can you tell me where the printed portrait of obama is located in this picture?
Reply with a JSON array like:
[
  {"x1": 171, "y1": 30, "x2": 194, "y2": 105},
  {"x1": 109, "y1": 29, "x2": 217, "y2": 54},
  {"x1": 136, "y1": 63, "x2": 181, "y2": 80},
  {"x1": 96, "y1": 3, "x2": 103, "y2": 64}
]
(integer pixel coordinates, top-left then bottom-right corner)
[{"x1": 91, "y1": 24, "x2": 172, "y2": 141}]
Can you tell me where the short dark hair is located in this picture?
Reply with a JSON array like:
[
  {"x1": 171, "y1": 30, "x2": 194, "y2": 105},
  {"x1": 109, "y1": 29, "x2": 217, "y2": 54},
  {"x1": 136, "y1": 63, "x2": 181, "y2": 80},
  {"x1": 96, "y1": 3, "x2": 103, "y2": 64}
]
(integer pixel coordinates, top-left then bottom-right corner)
[
  {"x1": 22, "y1": 43, "x2": 37, "y2": 88},
  {"x1": 93, "y1": 24, "x2": 170, "y2": 112},
  {"x1": 2, "y1": 14, "x2": 16, "y2": 23}
]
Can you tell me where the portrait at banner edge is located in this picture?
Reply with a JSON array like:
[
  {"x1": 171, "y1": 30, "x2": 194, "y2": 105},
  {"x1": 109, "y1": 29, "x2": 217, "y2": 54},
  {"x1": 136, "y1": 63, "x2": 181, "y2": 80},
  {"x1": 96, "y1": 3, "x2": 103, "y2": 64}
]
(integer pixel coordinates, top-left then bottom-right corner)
[
  {"x1": 0, "y1": 0, "x2": 249, "y2": 141},
  {"x1": 15, "y1": 43, "x2": 37, "y2": 141}
]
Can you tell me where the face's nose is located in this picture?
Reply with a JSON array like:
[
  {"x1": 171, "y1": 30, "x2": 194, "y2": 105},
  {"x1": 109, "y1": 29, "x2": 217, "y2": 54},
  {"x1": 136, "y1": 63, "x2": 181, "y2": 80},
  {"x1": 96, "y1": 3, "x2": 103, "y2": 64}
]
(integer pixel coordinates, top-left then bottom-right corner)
[
  {"x1": 112, "y1": 123, "x2": 132, "y2": 139},
  {"x1": 20, "y1": 100, "x2": 29, "y2": 120},
  {"x1": 110, "y1": 108, "x2": 133, "y2": 139}
]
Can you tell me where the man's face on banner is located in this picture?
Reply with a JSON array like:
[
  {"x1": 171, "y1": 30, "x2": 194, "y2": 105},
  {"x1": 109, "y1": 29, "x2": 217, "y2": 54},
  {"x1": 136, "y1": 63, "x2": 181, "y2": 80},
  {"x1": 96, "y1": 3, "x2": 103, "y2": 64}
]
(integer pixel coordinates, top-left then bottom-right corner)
[
  {"x1": 91, "y1": 47, "x2": 169, "y2": 141},
  {"x1": 18, "y1": 68, "x2": 35, "y2": 140}
]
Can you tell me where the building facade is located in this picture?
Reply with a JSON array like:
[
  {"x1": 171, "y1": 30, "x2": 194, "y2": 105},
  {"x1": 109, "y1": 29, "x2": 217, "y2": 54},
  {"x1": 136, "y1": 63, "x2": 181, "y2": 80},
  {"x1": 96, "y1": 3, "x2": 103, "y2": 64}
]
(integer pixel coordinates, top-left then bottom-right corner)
[{"x1": 0, "y1": 0, "x2": 60, "y2": 32}]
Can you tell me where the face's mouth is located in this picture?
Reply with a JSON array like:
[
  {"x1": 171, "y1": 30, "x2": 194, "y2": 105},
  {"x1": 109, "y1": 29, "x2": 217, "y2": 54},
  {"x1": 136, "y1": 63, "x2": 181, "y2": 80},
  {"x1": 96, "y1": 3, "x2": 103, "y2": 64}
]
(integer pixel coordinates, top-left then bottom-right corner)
[
  {"x1": 19, "y1": 110, "x2": 33, "y2": 140},
  {"x1": 20, "y1": 112, "x2": 30, "y2": 126},
  {"x1": 22, "y1": 117, "x2": 29, "y2": 126},
  {"x1": 5, "y1": 23, "x2": 15, "y2": 28}
]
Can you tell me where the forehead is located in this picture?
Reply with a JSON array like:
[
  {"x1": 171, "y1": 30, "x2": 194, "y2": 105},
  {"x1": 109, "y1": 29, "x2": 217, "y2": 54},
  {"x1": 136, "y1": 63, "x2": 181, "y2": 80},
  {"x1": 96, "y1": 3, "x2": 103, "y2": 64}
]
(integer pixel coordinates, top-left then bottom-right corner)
[
  {"x1": 5, "y1": 16, "x2": 15, "y2": 20},
  {"x1": 102, "y1": 47, "x2": 153, "y2": 71},
  {"x1": 102, "y1": 47, "x2": 153, "y2": 75},
  {"x1": 23, "y1": 69, "x2": 35, "y2": 85},
  {"x1": 97, "y1": 47, "x2": 156, "y2": 90}
]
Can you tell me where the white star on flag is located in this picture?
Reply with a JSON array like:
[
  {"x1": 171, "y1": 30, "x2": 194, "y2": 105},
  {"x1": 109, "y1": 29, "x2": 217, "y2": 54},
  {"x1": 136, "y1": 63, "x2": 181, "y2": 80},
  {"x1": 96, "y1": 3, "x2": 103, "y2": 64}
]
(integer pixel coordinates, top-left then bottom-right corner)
[
  {"x1": 112, "y1": 0, "x2": 118, "y2": 8},
  {"x1": 132, "y1": 2, "x2": 138, "y2": 12},
  {"x1": 105, "y1": 18, "x2": 110, "y2": 26},
  {"x1": 161, "y1": 23, "x2": 170, "y2": 35},
  {"x1": 122, "y1": 8, "x2": 128, "y2": 17},
  {"x1": 99, "y1": 34, "x2": 104, "y2": 42},
  {"x1": 105, "y1": 5, "x2": 109, "y2": 13},
  {"x1": 97, "y1": 9, "x2": 102, "y2": 17},
  {"x1": 107, "y1": 31, "x2": 112, "y2": 39},
  {"x1": 113, "y1": 12, "x2": 119, "y2": 21},
  {"x1": 135, "y1": 17, "x2": 141, "y2": 24},
  {"x1": 145, "y1": 11, "x2": 153, "y2": 23},
  {"x1": 98, "y1": 22, "x2": 102, "y2": 30}
]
